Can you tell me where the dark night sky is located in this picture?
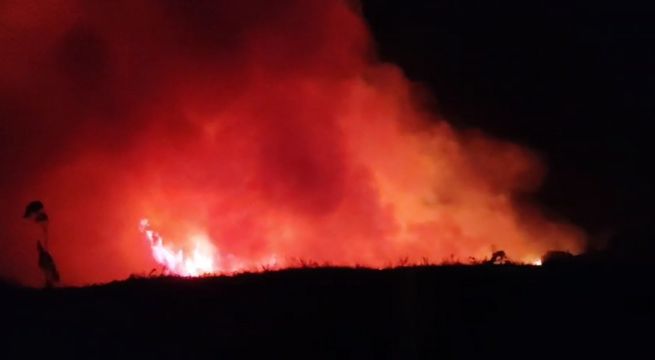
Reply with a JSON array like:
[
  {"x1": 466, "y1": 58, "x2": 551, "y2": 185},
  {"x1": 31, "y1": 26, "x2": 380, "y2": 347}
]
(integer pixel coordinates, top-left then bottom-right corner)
[{"x1": 362, "y1": 0, "x2": 655, "y2": 255}]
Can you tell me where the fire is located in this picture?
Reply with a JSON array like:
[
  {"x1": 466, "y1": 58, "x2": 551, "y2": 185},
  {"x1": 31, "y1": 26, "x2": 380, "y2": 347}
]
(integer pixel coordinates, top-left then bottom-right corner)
[
  {"x1": 138, "y1": 218, "x2": 282, "y2": 276},
  {"x1": 139, "y1": 218, "x2": 215, "y2": 276},
  {"x1": 0, "y1": 0, "x2": 586, "y2": 285},
  {"x1": 139, "y1": 215, "x2": 549, "y2": 276}
]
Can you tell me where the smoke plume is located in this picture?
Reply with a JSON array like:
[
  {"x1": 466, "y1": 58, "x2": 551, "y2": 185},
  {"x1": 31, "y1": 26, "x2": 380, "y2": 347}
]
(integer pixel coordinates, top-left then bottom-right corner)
[{"x1": 0, "y1": 0, "x2": 583, "y2": 285}]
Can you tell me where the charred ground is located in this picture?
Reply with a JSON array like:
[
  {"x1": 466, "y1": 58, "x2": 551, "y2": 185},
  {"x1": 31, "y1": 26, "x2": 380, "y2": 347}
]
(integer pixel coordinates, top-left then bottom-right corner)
[{"x1": 1, "y1": 264, "x2": 652, "y2": 359}]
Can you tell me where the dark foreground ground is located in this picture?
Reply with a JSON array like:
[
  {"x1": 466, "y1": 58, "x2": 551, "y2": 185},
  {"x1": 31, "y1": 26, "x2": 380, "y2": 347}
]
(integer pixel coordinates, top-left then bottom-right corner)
[{"x1": 1, "y1": 265, "x2": 653, "y2": 359}]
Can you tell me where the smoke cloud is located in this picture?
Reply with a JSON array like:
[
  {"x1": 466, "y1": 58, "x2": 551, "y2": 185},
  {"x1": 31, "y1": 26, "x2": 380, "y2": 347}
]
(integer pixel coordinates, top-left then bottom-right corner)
[{"x1": 0, "y1": 0, "x2": 583, "y2": 285}]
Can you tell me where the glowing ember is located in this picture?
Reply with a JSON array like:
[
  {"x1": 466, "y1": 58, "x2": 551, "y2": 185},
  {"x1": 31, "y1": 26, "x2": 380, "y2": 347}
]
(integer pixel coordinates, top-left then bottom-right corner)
[{"x1": 139, "y1": 218, "x2": 216, "y2": 277}]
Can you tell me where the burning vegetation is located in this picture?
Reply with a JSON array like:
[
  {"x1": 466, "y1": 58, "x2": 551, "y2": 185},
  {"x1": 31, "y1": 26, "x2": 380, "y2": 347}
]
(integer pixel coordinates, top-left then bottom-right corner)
[{"x1": 0, "y1": 0, "x2": 583, "y2": 284}]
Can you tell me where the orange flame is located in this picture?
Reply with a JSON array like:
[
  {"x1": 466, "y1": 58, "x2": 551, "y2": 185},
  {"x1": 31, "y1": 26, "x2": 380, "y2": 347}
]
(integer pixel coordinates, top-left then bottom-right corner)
[
  {"x1": 138, "y1": 218, "x2": 282, "y2": 276},
  {"x1": 138, "y1": 219, "x2": 215, "y2": 276}
]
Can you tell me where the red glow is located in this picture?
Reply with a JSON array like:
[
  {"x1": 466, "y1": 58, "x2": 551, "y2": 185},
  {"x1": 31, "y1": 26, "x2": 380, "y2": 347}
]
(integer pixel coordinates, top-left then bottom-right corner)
[{"x1": 0, "y1": 0, "x2": 583, "y2": 285}]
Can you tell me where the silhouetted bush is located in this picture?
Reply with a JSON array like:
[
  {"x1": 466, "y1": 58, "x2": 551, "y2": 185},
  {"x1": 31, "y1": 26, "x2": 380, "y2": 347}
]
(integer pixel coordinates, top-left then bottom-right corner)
[{"x1": 542, "y1": 250, "x2": 575, "y2": 265}]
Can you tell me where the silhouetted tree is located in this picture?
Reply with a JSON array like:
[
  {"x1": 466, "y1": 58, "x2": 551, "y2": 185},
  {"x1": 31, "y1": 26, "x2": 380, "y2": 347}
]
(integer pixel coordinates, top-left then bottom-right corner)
[{"x1": 24, "y1": 200, "x2": 59, "y2": 287}]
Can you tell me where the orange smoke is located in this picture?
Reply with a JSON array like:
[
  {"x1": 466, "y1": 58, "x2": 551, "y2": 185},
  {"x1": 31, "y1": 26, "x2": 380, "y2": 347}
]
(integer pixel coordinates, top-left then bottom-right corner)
[{"x1": 0, "y1": 0, "x2": 583, "y2": 285}]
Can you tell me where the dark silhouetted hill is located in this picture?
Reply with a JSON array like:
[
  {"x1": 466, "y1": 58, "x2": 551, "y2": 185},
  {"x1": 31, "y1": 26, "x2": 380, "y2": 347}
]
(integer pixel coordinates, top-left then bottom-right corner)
[{"x1": 1, "y1": 265, "x2": 652, "y2": 359}]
